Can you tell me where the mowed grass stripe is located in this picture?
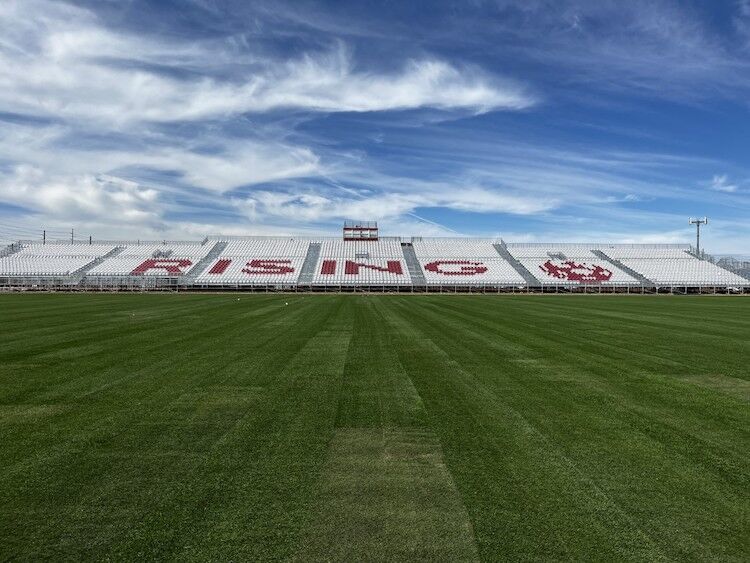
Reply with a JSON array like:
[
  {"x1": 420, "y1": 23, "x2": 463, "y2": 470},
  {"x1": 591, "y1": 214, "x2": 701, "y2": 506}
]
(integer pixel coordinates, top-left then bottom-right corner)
[
  {"x1": 414, "y1": 296, "x2": 748, "y2": 447},
  {"x1": 297, "y1": 298, "x2": 480, "y2": 561},
  {"x1": 380, "y1": 296, "x2": 748, "y2": 560},
  {"x1": 164, "y1": 302, "x2": 355, "y2": 560},
  {"x1": 379, "y1": 298, "x2": 668, "y2": 560},
  {"x1": 335, "y1": 297, "x2": 428, "y2": 429},
  {"x1": 0, "y1": 295, "x2": 748, "y2": 561},
  {"x1": 0, "y1": 295, "x2": 315, "y2": 472},
  {"x1": 295, "y1": 428, "x2": 480, "y2": 562},
  {"x1": 0, "y1": 294, "x2": 240, "y2": 355},
  {"x1": 0, "y1": 295, "x2": 353, "y2": 559},
  {"x1": 421, "y1": 297, "x2": 748, "y2": 553}
]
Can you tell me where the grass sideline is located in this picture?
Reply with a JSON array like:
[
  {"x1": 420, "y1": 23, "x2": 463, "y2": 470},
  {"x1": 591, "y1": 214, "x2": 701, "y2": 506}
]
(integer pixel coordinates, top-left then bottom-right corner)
[{"x1": 0, "y1": 294, "x2": 748, "y2": 560}]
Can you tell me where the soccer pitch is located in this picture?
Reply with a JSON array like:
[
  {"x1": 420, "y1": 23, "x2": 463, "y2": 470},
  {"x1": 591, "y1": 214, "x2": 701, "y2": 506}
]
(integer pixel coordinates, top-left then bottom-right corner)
[{"x1": 1, "y1": 294, "x2": 747, "y2": 560}]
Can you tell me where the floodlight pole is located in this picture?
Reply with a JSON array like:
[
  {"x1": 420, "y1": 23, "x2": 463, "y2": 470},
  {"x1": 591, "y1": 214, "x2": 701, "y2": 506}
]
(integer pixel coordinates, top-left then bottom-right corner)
[{"x1": 688, "y1": 217, "x2": 708, "y2": 256}]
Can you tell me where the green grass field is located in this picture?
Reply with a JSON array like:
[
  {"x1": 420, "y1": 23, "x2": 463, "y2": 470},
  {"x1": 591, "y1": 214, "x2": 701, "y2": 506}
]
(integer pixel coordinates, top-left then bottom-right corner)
[{"x1": 0, "y1": 294, "x2": 748, "y2": 561}]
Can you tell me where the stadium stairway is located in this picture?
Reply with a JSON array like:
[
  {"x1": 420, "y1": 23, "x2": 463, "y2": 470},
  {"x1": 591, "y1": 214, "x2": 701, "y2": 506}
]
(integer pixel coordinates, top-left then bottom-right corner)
[
  {"x1": 591, "y1": 250, "x2": 655, "y2": 287},
  {"x1": 493, "y1": 243, "x2": 538, "y2": 286},
  {"x1": 71, "y1": 246, "x2": 125, "y2": 282},
  {"x1": 401, "y1": 243, "x2": 427, "y2": 285},
  {"x1": 182, "y1": 241, "x2": 227, "y2": 283},
  {"x1": 298, "y1": 243, "x2": 322, "y2": 284}
]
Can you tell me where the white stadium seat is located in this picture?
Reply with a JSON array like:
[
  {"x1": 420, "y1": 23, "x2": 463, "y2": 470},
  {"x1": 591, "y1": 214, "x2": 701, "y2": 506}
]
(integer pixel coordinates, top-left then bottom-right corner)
[
  {"x1": 0, "y1": 244, "x2": 116, "y2": 276},
  {"x1": 507, "y1": 244, "x2": 640, "y2": 285},
  {"x1": 412, "y1": 239, "x2": 525, "y2": 285},
  {"x1": 0, "y1": 238, "x2": 746, "y2": 288},
  {"x1": 599, "y1": 246, "x2": 748, "y2": 286},
  {"x1": 312, "y1": 239, "x2": 411, "y2": 285},
  {"x1": 87, "y1": 243, "x2": 212, "y2": 276},
  {"x1": 196, "y1": 239, "x2": 310, "y2": 285}
]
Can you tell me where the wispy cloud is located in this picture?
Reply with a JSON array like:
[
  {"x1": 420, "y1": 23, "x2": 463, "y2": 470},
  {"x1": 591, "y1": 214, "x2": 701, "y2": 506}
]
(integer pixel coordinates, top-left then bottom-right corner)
[
  {"x1": 0, "y1": 0, "x2": 534, "y2": 237},
  {"x1": 0, "y1": 1, "x2": 532, "y2": 125},
  {"x1": 234, "y1": 183, "x2": 555, "y2": 225},
  {"x1": 0, "y1": 0, "x2": 749, "y2": 253},
  {"x1": 710, "y1": 174, "x2": 739, "y2": 193},
  {"x1": 388, "y1": 0, "x2": 750, "y2": 102},
  {"x1": 0, "y1": 165, "x2": 161, "y2": 225},
  {"x1": 0, "y1": 122, "x2": 323, "y2": 193}
]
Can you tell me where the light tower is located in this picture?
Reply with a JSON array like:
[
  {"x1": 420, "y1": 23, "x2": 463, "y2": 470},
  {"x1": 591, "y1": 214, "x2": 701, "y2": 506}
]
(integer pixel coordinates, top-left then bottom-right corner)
[{"x1": 688, "y1": 217, "x2": 708, "y2": 256}]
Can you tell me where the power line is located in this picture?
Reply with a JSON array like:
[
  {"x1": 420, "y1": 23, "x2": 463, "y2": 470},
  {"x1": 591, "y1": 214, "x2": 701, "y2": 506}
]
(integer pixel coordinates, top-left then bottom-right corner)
[
  {"x1": 0, "y1": 225, "x2": 68, "y2": 236},
  {"x1": 0, "y1": 222, "x2": 75, "y2": 237}
]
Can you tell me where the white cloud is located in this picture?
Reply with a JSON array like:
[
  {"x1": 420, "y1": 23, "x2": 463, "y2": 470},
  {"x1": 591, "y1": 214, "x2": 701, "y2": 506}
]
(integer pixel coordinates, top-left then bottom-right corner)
[
  {"x1": 235, "y1": 191, "x2": 418, "y2": 223},
  {"x1": 441, "y1": 186, "x2": 556, "y2": 214},
  {"x1": 0, "y1": 122, "x2": 322, "y2": 193},
  {"x1": 711, "y1": 174, "x2": 738, "y2": 193},
  {"x1": 0, "y1": 165, "x2": 162, "y2": 225},
  {"x1": 0, "y1": 0, "x2": 749, "y2": 254},
  {"x1": 0, "y1": 1, "x2": 533, "y2": 125},
  {"x1": 0, "y1": 0, "x2": 535, "y2": 230},
  {"x1": 259, "y1": 54, "x2": 532, "y2": 114},
  {"x1": 139, "y1": 143, "x2": 322, "y2": 192},
  {"x1": 234, "y1": 184, "x2": 556, "y2": 225}
]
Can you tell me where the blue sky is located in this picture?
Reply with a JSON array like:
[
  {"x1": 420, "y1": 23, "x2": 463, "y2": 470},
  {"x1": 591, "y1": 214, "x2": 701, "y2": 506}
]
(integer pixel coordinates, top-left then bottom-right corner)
[{"x1": 1, "y1": 0, "x2": 749, "y2": 253}]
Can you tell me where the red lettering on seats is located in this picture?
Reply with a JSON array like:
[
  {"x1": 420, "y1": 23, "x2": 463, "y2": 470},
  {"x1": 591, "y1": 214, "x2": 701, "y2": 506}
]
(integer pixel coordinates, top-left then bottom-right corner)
[
  {"x1": 131, "y1": 258, "x2": 192, "y2": 275},
  {"x1": 320, "y1": 260, "x2": 336, "y2": 275},
  {"x1": 344, "y1": 260, "x2": 403, "y2": 275},
  {"x1": 208, "y1": 259, "x2": 231, "y2": 274},
  {"x1": 424, "y1": 261, "x2": 488, "y2": 276},
  {"x1": 242, "y1": 259, "x2": 294, "y2": 275},
  {"x1": 539, "y1": 260, "x2": 612, "y2": 283}
]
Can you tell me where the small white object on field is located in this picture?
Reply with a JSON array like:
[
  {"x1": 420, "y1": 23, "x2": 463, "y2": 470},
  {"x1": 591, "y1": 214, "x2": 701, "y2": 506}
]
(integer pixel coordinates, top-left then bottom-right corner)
[{"x1": 285, "y1": 302, "x2": 288, "y2": 306}]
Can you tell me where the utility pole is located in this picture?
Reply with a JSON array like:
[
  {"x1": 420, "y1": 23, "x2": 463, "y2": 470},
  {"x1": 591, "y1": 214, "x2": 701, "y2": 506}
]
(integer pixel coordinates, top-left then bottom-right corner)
[
  {"x1": 71, "y1": 228, "x2": 74, "y2": 244},
  {"x1": 43, "y1": 230, "x2": 46, "y2": 245},
  {"x1": 688, "y1": 217, "x2": 708, "y2": 256}
]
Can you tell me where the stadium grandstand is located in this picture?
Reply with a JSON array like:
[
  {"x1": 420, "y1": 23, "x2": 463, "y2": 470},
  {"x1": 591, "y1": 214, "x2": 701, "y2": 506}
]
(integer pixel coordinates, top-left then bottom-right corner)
[{"x1": 0, "y1": 222, "x2": 748, "y2": 293}]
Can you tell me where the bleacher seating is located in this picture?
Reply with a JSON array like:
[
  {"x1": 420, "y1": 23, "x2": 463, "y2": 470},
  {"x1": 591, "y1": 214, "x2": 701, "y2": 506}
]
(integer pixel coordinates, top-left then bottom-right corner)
[
  {"x1": 599, "y1": 246, "x2": 692, "y2": 259},
  {"x1": 1, "y1": 238, "x2": 747, "y2": 288},
  {"x1": 412, "y1": 239, "x2": 525, "y2": 285},
  {"x1": 0, "y1": 244, "x2": 115, "y2": 276},
  {"x1": 13, "y1": 244, "x2": 116, "y2": 257},
  {"x1": 196, "y1": 238, "x2": 310, "y2": 285},
  {"x1": 88, "y1": 243, "x2": 211, "y2": 276},
  {"x1": 597, "y1": 246, "x2": 748, "y2": 286},
  {"x1": 506, "y1": 244, "x2": 641, "y2": 285},
  {"x1": 311, "y1": 239, "x2": 411, "y2": 285},
  {"x1": 0, "y1": 256, "x2": 97, "y2": 276}
]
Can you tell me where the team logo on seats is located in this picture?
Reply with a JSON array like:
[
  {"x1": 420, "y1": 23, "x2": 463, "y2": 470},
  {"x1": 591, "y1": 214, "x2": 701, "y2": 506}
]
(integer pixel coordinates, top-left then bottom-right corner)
[{"x1": 539, "y1": 260, "x2": 612, "y2": 282}]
